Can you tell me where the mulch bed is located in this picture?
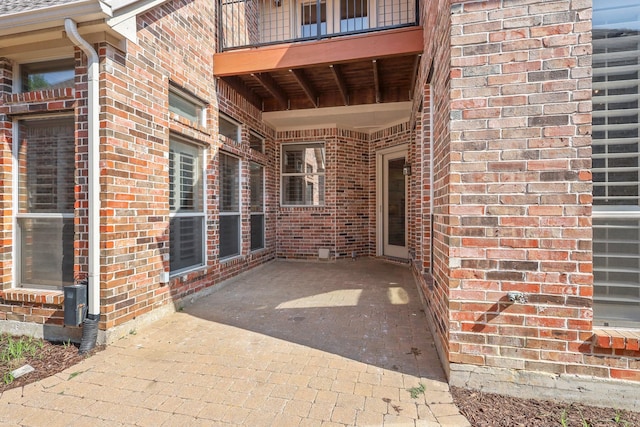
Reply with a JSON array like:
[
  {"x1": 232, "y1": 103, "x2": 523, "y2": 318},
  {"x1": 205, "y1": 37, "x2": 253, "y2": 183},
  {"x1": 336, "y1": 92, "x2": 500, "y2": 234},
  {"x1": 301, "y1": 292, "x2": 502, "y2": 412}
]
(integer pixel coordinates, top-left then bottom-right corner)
[
  {"x1": 451, "y1": 386, "x2": 640, "y2": 427},
  {"x1": 0, "y1": 338, "x2": 102, "y2": 394}
]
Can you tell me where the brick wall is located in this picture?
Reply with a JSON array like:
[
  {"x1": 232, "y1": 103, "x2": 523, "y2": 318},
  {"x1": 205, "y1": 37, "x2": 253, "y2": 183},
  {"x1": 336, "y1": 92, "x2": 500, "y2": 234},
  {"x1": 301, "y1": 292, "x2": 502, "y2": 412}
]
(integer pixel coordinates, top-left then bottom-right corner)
[
  {"x1": 447, "y1": 0, "x2": 594, "y2": 371},
  {"x1": 0, "y1": 54, "x2": 83, "y2": 330},
  {"x1": 438, "y1": 0, "x2": 640, "y2": 388},
  {"x1": 275, "y1": 125, "x2": 413, "y2": 260},
  {"x1": 0, "y1": 0, "x2": 278, "y2": 336},
  {"x1": 96, "y1": 0, "x2": 223, "y2": 328},
  {"x1": 276, "y1": 128, "x2": 369, "y2": 259},
  {"x1": 411, "y1": 0, "x2": 453, "y2": 371},
  {"x1": 0, "y1": 58, "x2": 14, "y2": 296},
  {"x1": 97, "y1": 0, "x2": 277, "y2": 330}
]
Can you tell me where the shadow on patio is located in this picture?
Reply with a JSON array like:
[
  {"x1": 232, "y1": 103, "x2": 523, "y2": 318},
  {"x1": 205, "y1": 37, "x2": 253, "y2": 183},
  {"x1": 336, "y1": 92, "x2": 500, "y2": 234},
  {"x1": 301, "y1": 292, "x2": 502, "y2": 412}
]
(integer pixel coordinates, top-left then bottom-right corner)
[{"x1": 181, "y1": 258, "x2": 446, "y2": 381}]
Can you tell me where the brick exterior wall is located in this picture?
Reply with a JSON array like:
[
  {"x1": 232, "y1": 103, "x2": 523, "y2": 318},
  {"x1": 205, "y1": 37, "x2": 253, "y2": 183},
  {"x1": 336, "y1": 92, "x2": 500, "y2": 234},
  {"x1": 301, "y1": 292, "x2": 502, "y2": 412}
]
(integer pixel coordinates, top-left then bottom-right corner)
[
  {"x1": 276, "y1": 128, "x2": 370, "y2": 260},
  {"x1": 0, "y1": 54, "x2": 84, "y2": 329},
  {"x1": 447, "y1": 0, "x2": 594, "y2": 371},
  {"x1": 411, "y1": 0, "x2": 453, "y2": 371},
  {"x1": 0, "y1": 0, "x2": 277, "y2": 336},
  {"x1": 423, "y1": 0, "x2": 640, "y2": 388},
  {"x1": 97, "y1": 0, "x2": 220, "y2": 329},
  {"x1": 274, "y1": 125, "x2": 415, "y2": 261}
]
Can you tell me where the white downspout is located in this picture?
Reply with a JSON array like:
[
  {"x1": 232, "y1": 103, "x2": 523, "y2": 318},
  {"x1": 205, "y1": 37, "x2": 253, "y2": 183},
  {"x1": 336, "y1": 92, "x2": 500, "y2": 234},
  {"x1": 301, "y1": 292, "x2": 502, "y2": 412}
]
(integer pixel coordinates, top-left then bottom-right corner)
[{"x1": 64, "y1": 19, "x2": 100, "y2": 319}]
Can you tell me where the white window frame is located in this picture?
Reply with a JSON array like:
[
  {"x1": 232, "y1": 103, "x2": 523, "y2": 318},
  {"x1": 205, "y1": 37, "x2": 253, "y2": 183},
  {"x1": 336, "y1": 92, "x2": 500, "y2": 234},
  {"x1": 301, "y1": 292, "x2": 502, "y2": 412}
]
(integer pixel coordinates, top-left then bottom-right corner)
[
  {"x1": 168, "y1": 83, "x2": 207, "y2": 127},
  {"x1": 250, "y1": 162, "x2": 265, "y2": 251},
  {"x1": 219, "y1": 113, "x2": 241, "y2": 144},
  {"x1": 13, "y1": 114, "x2": 76, "y2": 290},
  {"x1": 219, "y1": 152, "x2": 242, "y2": 259},
  {"x1": 168, "y1": 135, "x2": 207, "y2": 275},
  {"x1": 280, "y1": 142, "x2": 325, "y2": 207}
]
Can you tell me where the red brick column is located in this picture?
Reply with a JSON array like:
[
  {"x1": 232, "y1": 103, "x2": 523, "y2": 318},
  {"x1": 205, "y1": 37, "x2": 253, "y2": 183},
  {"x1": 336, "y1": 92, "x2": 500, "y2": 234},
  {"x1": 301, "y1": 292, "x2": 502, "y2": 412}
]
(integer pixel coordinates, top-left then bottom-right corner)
[{"x1": 447, "y1": 0, "x2": 597, "y2": 387}]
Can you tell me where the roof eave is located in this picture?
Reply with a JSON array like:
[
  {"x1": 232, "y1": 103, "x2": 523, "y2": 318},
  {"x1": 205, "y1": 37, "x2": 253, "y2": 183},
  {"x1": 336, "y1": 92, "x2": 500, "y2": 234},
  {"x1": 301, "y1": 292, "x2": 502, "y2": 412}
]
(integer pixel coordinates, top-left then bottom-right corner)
[{"x1": 0, "y1": 0, "x2": 113, "y2": 38}]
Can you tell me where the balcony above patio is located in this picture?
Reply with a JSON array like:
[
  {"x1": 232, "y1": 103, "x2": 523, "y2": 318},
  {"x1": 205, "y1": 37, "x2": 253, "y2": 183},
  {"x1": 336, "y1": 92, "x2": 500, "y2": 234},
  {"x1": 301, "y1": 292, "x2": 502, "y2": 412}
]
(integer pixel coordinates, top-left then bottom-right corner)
[{"x1": 214, "y1": 0, "x2": 423, "y2": 114}]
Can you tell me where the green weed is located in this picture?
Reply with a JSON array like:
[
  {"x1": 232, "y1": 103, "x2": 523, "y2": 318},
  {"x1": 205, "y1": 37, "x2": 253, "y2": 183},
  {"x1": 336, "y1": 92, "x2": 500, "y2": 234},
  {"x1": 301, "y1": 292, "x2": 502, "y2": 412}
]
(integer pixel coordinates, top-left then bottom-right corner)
[
  {"x1": 68, "y1": 371, "x2": 83, "y2": 380},
  {"x1": 0, "y1": 334, "x2": 43, "y2": 364},
  {"x1": 3, "y1": 371, "x2": 14, "y2": 385},
  {"x1": 407, "y1": 383, "x2": 426, "y2": 399}
]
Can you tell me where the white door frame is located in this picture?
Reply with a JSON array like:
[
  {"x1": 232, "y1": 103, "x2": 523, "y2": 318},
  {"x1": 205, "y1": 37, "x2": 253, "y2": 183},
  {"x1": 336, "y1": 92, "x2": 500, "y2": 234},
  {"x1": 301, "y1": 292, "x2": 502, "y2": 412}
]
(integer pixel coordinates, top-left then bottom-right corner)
[{"x1": 376, "y1": 144, "x2": 408, "y2": 258}]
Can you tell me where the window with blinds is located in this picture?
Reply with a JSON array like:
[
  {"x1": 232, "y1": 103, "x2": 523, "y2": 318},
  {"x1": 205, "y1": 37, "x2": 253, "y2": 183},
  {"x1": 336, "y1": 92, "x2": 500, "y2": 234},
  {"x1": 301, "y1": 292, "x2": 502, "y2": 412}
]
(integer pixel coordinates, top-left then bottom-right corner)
[
  {"x1": 169, "y1": 137, "x2": 205, "y2": 273},
  {"x1": 593, "y1": 0, "x2": 640, "y2": 326},
  {"x1": 16, "y1": 117, "x2": 75, "y2": 289},
  {"x1": 220, "y1": 153, "x2": 241, "y2": 259},
  {"x1": 250, "y1": 162, "x2": 265, "y2": 251}
]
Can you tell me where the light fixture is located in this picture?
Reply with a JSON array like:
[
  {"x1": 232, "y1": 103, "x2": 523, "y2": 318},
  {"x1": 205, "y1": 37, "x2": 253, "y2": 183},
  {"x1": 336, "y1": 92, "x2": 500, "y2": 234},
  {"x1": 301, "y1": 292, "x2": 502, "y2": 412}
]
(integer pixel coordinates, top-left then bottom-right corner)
[{"x1": 403, "y1": 162, "x2": 412, "y2": 176}]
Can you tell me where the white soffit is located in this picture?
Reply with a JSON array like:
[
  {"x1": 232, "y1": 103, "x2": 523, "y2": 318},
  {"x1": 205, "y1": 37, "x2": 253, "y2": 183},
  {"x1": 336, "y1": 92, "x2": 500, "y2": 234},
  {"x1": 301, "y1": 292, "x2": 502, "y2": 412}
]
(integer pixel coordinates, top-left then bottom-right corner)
[{"x1": 263, "y1": 101, "x2": 412, "y2": 133}]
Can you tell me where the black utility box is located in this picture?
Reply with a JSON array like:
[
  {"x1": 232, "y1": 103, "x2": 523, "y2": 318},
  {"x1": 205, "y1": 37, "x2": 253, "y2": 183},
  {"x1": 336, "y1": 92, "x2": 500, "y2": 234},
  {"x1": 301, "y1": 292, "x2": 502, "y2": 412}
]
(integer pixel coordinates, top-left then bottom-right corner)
[{"x1": 63, "y1": 283, "x2": 87, "y2": 327}]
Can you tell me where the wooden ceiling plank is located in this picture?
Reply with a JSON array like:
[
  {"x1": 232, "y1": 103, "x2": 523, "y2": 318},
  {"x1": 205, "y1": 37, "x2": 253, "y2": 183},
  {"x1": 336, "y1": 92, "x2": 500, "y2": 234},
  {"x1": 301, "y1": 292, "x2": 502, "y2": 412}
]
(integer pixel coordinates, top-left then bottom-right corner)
[
  {"x1": 329, "y1": 64, "x2": 349, "y2": 106},
  {"x1": 214, "y1": 26, "x2": 423, "y2": 77},
  {"x1": 290, "y1": 68, "x2": 318, "y2": 108},
  {"x1": 251, "y1": 72, "x2": 289, "y2": 109},
  {"x1": 372, "y1": 59, "x2": 381, "y2": 104}
]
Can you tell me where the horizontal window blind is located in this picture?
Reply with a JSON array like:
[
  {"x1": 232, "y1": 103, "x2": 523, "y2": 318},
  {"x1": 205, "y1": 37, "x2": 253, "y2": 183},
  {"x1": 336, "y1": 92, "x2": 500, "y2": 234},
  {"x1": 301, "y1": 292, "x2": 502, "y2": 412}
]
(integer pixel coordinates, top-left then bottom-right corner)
[
  {"x1": 250, "y1": 162, "x2": 265, "y2": 251},
  {"x1": 169, "y1": 137, "x2": 205, "y2": 273},
  {"x1": 593, "y1": 1, "x2": 640, "y2": 326},
  {"x1": 220, "y1": 153, "x2": 241, "y2": 259}
]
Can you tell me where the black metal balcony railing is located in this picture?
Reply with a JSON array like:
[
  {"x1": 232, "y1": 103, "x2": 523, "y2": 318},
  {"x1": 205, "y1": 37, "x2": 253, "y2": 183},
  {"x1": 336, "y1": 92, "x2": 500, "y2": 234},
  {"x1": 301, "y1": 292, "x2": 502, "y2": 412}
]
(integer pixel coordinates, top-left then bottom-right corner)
[{"x1": 219, "y1": 0, "x2": 419, "y2": 50}]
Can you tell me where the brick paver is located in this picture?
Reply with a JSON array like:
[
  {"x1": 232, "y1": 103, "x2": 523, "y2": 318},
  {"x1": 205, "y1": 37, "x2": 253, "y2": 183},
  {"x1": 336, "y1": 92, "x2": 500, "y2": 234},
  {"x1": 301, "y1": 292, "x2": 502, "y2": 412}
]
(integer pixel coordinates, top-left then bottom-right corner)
[{"x1": 0, "y1": 259, "x2": 470, "y2": 426}]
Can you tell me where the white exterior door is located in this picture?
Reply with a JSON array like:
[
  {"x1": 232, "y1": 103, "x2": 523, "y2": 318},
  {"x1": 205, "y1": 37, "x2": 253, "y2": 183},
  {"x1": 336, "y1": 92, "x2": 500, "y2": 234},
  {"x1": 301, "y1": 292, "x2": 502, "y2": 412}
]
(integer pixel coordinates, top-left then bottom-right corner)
[{"x1": 378, "y1": 146, "x2": 408, "y2": 259}]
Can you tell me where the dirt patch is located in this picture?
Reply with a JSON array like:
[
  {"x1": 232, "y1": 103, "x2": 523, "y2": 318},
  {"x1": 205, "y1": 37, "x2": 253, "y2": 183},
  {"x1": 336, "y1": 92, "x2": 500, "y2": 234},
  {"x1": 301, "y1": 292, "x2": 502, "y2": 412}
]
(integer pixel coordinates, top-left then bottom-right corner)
[
  {"x1": 451, "y1": 386, "x2": 640, "y2": 427},
  {"x1": 0, "y1": 336, "x2": 102, "y2": 393}
]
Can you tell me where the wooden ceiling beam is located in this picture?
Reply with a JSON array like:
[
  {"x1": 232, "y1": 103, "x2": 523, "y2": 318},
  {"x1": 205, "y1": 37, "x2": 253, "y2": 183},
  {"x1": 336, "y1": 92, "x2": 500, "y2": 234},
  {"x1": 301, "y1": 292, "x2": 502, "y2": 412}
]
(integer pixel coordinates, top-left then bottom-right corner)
[
  {"x1": 214, "y1": 26, "x2": 423, "y2": 76},
  {"x1": 251, "y1": 72, "x2": 289, "y2": 109},
  {"x1": 372, "y1": 59, "x2": 381, "y2": 104},
  {"x1": 290, "y1": 68, "x2": 318, "y2": 108},
  {"x1": 329, "y1": 64, "x2": 349, "y2": 106},
  {"x1": 219, "y1": 76, "x2": 263, "y2": 110}
]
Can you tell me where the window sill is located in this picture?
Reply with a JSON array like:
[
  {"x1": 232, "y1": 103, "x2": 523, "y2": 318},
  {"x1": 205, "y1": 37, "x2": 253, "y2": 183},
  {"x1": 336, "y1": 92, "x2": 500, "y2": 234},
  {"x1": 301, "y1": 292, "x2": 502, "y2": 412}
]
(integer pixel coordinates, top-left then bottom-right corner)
[
  {"x1": 170, "y1": 264, "x2": 207, "y2": 280},
  {"x1": 220, "y1": 254, "x2": 242, "y2": 264},
  {"x1": 0, "y1": 289, "x2": 64, "y2": 305},
  {"x1": 592, "y1": 328, "x2": 640, "y2": 351},
  {"x1": 7, "y1": 87, "x2": 75, "y2": 104},
  {"x1": 280, "y1": 204, "x2": 326, "y2": 209},
  {"x1": 169, "y1": 113, "x2": 209, "y2": 135}
]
